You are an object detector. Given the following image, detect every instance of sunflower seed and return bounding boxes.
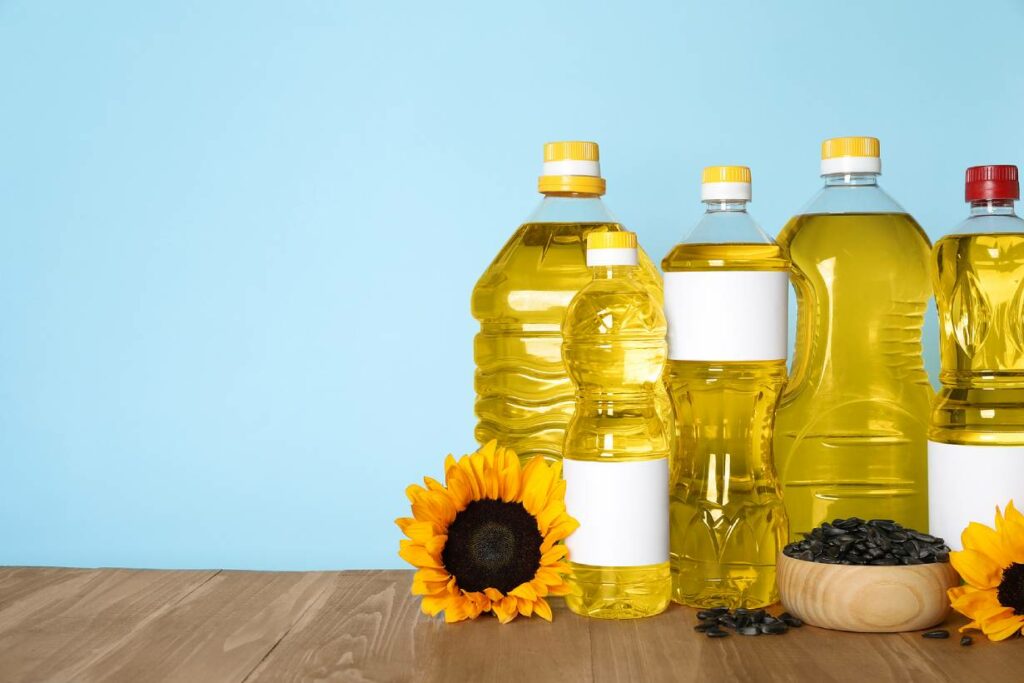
[738,626,761,636]
[779,612,803,627]
[960,635,973,646]
[784,519,950,565]
[705,627,729,638]
[923,629,950,639]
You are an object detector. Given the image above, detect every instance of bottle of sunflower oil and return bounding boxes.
[663,166,789,609]
[774,137,933,538]
[472,141,665,465]
[562,231,671,619]
[930,165,1024,550]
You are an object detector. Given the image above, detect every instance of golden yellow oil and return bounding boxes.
[472,222,664,464]
[664,243,789,609]
[775,213,933,537]
[931,232,1024,445]
[562,263,671,618]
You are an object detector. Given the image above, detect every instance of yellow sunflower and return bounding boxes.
[948,500,1024,641]
[396,440,578,624]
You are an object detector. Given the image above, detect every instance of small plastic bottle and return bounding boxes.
[562,231,671,619]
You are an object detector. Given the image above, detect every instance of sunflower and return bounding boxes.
[396,440,578,624]
[948,500,1024,641]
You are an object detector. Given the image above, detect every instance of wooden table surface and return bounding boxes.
[1,567,1021,682]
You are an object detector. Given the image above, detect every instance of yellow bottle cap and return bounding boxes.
[820,137,882,175]
[701,165,752,201]
[587,231,637,250]
[702,165,752,184]
[538,141,607,195]
[821,136,880,159]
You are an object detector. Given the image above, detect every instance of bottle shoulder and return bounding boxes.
[563,278,666,338]
[661,242,788,272]
[472,222,661,320]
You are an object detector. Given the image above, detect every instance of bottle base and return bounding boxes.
[565,562,670,619]
[671,560,779,609]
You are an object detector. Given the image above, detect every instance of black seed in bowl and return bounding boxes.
[783,518,950,565]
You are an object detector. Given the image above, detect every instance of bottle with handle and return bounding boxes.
[930,165,1024,549]
[775,137,932,539]
[472,141,665,464]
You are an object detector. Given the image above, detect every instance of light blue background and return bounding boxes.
[2,1,1023,570]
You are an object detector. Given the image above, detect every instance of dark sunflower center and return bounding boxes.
[441,499,543,593]
[998,563,1024,615]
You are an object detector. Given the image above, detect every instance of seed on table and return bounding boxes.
[698,608,728,619]
[706,628,729,638]
[960,635,973,646]
[779,612,803,627]
[923,629,950,639]
[694,622,714,632]
[738,626,761,636]
[761,621,788,635]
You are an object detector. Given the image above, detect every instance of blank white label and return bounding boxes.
[928,441,1024,551]
[563,458,669,567]
[664,270,788,361]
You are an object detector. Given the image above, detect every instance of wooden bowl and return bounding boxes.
[776,552,960,633]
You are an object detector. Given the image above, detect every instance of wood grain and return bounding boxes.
[1,568,1023,683]
[776,553,960,632]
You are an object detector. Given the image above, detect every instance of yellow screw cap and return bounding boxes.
[587,231,637,250]
[702,166,752,184]
[544,141,600,162]
[820,137,882,175]
[822,136,880,159]
[538,140,606,195]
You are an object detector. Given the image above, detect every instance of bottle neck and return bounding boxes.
[823,172,879,187]
[527,193,615,224]
[703,200,748,213]
[969,199,1017,216]
[590,265,637,280]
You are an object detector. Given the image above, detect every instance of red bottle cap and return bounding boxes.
[965,165,1019,202]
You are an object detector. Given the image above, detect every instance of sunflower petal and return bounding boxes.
[951,547,1004,589]
[484,587,504,602]
[533,597,553,622]
[421,593,450,617]
[949,584,1002,619]
[492,596,518,624]
[961,521,1011,570]
[399,540,443,569]
[510,582,538,601]
[517,596,534,617]
[982,614,1024,641]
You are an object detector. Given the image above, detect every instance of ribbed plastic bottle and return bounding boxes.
[472,141,664,464]
[930,165,1024,549]
[775,137,933,538]
[562,231,671,619]
[663,167,789,609]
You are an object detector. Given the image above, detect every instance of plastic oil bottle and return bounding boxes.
[930,165,1024,549]
[472,141,664,464]
[774,137,933,538]
[562,231,671,619]
[663,167,789,608]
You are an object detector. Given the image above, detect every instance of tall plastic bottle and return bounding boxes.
[664,167,789,609]
[562,231,671,619]
[930,165,1024,549]
[775,137,933,538]
[472,141,664,464]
